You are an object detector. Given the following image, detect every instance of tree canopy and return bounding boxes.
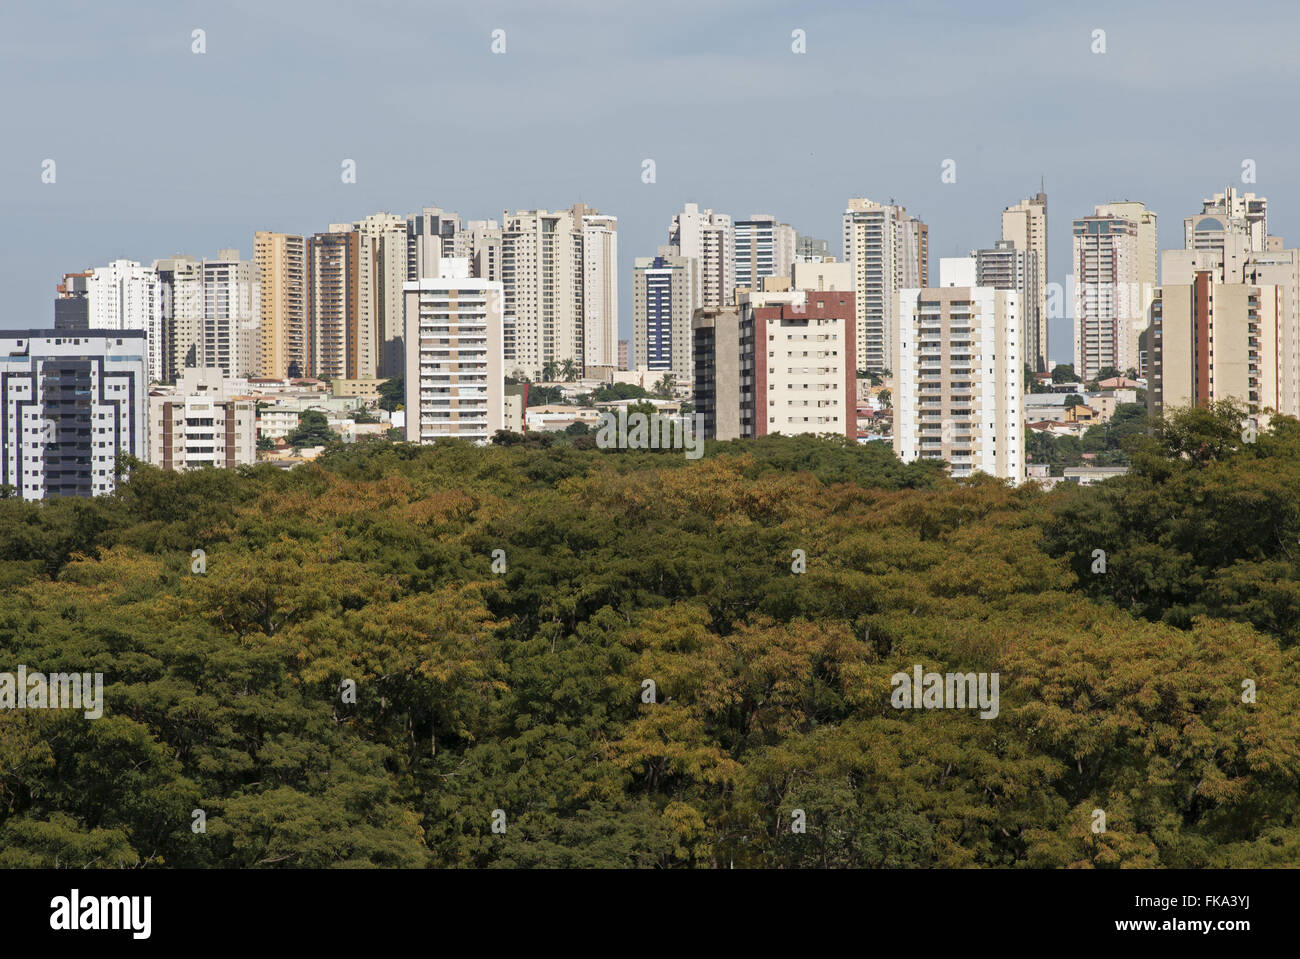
[1,406,1297,868]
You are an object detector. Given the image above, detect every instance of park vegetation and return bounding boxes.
[0,401,1297,867]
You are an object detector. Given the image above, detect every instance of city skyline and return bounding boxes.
[7,0,1300,366]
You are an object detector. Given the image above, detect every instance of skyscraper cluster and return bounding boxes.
[15,179,1300,501]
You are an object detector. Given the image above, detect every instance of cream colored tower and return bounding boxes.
[1000,192,1048,370]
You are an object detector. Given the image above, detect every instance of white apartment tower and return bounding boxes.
[0,330,147,500]
[843,198,929,373]
[501,208,581,378]
[581,213,619,369]
[734,214,796,295]
[85,260,165,383]
[199,250,260,379]
[404,258,504,444]
[670,203,735,310]
[894,258,1023,482]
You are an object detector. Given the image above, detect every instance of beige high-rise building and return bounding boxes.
[501,205,608,376]
[148,367,256,471]
[843,197,929,373]
[1184,186,1268,253]
[501,207,582,378]
[254,231,306,379]
[1148,187,1300,418]
[406,205,463,282]
[155,256,203,383]
[670,203,735,310]
[464,220,502,283]
[1001,192,1048,370]
[196,250,259,379]
[353,213,408,379]
[1145,275,1283,417]
[306,228,359,380]
[1098,200,1158,374]
[895,258,1023,482]
[404,258,504,444]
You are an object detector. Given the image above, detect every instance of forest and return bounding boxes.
[0,400,1297,868]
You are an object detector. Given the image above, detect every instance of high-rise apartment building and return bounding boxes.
[306,228,359,380]
[0,330,147,500]
[633,251,698,383]
[403,258,504,444]
[581,212,619,369]
[894,258,1023,481]
[1144,275,1284,417]
[406,205,463,281]
[464,220,502,284]
[155,256,203,383]
[1147,187,1300,418]
[1098,200,1158,375]
[843,198,929,373]
[199,250,260,379]
[501,208,581,378]
[1184,186,1268,253]
[734,215,796,295]
[974,240,1039,375]
[693,291,855,440]
[148,367,256,471]
[353,213,408,379]
[254,231,306,379]
[693,307,742,441]
[1001,192,1048,370]
[72,260,166,384]
[1072,211,1145,381]
[670,203,735,310]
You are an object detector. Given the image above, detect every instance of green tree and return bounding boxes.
[377,376,404,413]
[286,410,339,448]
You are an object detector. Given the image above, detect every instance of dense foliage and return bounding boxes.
[1,409,1298,868]
[1025,402,1148,475]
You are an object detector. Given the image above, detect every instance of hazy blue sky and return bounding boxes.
[4,0,1299,366]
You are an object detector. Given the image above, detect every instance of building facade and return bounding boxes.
[148,367,256,471]
[670,203,734,310]
[1001,192,1048,370]
[894,258,1023,481]
[254,231,306,380]
[403,258,504,444]
[632,252,698,383]
[843,197,929,373]
[734,214,796,295]
[0,330,147,500]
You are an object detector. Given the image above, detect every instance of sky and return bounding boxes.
[4,0,1300,367]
